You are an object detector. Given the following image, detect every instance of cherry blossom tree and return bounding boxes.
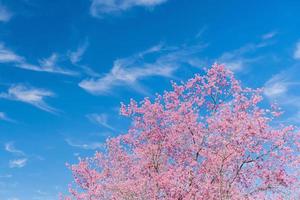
[63,64,300,200]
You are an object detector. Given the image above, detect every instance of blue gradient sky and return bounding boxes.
[1,0,300,199]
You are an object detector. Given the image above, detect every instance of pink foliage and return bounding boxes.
[63,64,300,200]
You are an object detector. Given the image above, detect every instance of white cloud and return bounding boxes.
[65,138,104,150]
[4,142,25,156]
[220,59,245,72]
[75,64,101,77]
[79,43,205,94]
[0,43,23,63]
[264,82,287,98]
[0,84,57,113]
[67,41,100,77]
[0,112,7,120]
[4,142,43,170]
[264,68,300,99]
[264,73,289,98]
[69,41,89,64]
[79,59,175,94]
[0,174,12,178]
[217,42,267,72]
[0,43,77,75]
[34,53,78,75]
[5,142,28,169]
[293,41,300,60]
[0,4,12,22]
[90,0,168,17]
[0,112,14,122]
[264,80,288,98]
[261,31,277,40]
[87,113,115,130]
[9,158,27,168]
[264,67,300,124]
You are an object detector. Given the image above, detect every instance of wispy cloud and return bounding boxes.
[261,31,277,40]
[0,43,77,75]
[0,4,12,22]
[67,40,100,77]
[0,174,12,178]
[17,54,78,76]
[4,143,25,156]
[79,43,205,95]
[5,142,27,168]
[0,112,14,123]
[293,41,300,60]
[68,41,89,65]
[65,138,104,150]
[0,84,57,113]
[0,43,23,63]
[9,158,27,168]
[264,66,300,124]
[4,142,43,170]
[90,0,168,18]
[87,113,115,130]
[264,73,290,98]
[217,41,269,72]
[34,53,78,75]
[264,67,300,99]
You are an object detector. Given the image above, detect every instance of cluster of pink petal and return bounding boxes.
[64,64,300,200]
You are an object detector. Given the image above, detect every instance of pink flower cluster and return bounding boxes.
[63,64,300,200]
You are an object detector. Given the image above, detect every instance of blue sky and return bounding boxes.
[0,0,300,199]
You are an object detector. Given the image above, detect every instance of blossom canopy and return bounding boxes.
[64,64,300,200]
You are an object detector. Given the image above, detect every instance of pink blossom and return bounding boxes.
[63,64,300,200]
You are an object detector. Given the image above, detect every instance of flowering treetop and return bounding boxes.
[63,64,300,200]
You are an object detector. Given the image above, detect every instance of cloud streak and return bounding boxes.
[87,113,115,130]
[65,138,104,150]
[264,66,300,124]
[67,40,100,77]
[0,4,12,22]
[293,41,300,60]
[0,112,14,123]
[264,67,300,99]
[0,174,12,178]
[217,41,269,72]
[0,43,23,63]
[69,41,89,65]
[4,143,25,156]
[4,142,43,170]
[261,31,277,40]
[0,43,77,76]
[5,143,28,168]
[264,74,290,98]
[79,43,205,95]
[0,84,57,113]
[9,158,27,168]
[90,0,168,18]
